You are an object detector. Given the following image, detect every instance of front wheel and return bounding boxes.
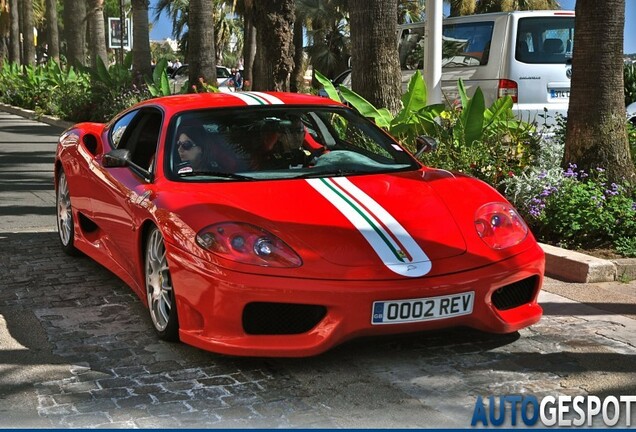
[145,226,179,341]
[56,170,80,256]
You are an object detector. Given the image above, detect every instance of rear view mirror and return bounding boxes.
[414,136,438,158]
[103,149,131,167]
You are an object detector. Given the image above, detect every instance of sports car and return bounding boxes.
[54,91,544,357]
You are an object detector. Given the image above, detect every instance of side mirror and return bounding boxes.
[414,136,438,158]
[103,149,131,167]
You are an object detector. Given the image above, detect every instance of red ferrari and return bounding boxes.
[54,92,544,357]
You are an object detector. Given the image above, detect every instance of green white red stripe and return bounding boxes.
[306,177,432,277]
[229,91,284,105]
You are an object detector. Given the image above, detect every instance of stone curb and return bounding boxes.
[540,243,636,283]
[1,104,634,284]
[0,102,74,130]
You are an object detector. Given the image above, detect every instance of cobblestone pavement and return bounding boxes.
[1,110,635,428]
[1,232,635,428]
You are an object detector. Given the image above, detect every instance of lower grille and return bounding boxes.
[491,276,538,310]
[242,302,327,335]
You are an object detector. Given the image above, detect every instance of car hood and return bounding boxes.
[161,171,474,279]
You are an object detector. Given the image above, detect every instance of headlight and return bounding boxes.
[474,203,528,249]
[196,222,302,267]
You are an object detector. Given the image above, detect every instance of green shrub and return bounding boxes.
[315,70,540,187]
[509,164,636,252]
[83,54,151,121]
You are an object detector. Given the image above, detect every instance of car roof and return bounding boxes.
[134,92,345,113]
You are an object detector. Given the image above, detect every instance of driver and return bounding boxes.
[253,115,312,170]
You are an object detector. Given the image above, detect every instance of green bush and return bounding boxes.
[315,70,540,187]
[504,161,636,254]
[83,54,151,122]
[39,61,92,121]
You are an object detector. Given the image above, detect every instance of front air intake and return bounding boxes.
[242,302,327,335]
[491,276,538,310]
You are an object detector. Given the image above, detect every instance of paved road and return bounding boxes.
[1,110,635,428]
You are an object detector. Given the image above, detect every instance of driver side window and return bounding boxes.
[111,110,137,148]
[109,108,163,173]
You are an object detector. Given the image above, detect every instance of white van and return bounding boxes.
[398,10,576,126]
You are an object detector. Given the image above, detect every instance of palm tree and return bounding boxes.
[448,0,475,17]
[22,0,35,66]
[154,0,189,41]
[564,0,635,184]
[45,0,59,63]
[63,0,86,67]
[213,2,240,65]
[349,0,402,114]
[447,0,560,16]
[290,12,304,92]
[8,0,19,63]
[252,0,295,91]
[297,0,349,80]
[234,0,257,90]
[0,0,10,63]
[474,0,559,13]
[132,0,152,81]
[188,0,216,91]
[87,0,107,68]
[398,0,425,23]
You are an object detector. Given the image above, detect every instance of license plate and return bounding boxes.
[549,89,570,99]
[372,291,474,325]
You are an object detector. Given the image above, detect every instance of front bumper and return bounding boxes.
[167,242,545,357]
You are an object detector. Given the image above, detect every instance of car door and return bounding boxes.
[91,107,163,281]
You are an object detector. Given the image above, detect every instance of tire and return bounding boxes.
[145,226,179,341]
[56,170,80,256]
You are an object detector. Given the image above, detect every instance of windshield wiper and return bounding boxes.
[179,170,254,180]
[292,169,369,179]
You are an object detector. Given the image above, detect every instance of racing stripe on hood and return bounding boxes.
[306,177,432,277]
[228,92,284,105]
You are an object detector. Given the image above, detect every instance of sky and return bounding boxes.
[148,0,636,54]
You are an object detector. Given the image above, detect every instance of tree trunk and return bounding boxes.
[131,0,152,82]
[290,14,304,92]
[253,0,295,91]
[8,0,19,63]
[21,0,33,66]
[87,0,107,68]
[349,0,402,114]
[188,0,216,92]
[243,13,257,90]
[63,0,86,68]
[0,1,9,65]
[564,0,635,184]
[45,0,60,62]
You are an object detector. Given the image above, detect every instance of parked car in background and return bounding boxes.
[169,65,234,94]
[628,101,636,125]
[54,91,545,357]
[327,11,575,127]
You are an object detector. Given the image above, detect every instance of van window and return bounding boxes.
[515,17,575,64]
[442,22,495,67]
[398,21,495,70]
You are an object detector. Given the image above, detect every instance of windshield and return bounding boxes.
[166,106,419,181]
